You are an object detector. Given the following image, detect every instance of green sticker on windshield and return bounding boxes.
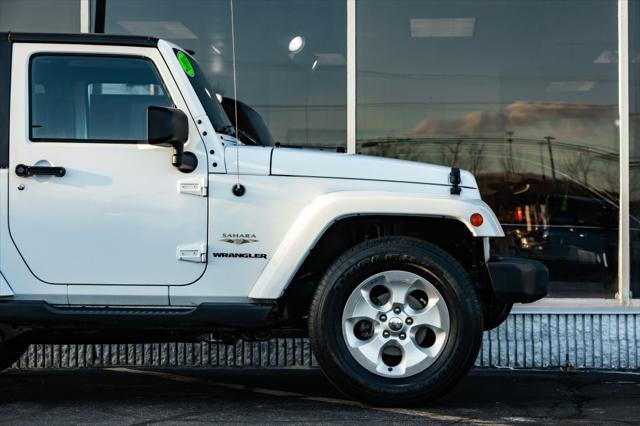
[177,51,195,77]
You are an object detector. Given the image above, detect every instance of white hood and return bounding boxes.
[269,148,478,189]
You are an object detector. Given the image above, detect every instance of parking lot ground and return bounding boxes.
[0,367,639,425]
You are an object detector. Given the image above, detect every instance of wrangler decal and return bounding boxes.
[212,252,267,259]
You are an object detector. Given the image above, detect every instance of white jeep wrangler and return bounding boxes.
[0,33,547,405]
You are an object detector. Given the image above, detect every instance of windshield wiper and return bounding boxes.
[215,126,264,146]
[215,125,237,137]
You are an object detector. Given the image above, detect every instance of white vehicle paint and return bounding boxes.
[0,38,502,305]
[170,168,501,304]
[270,147,478,188]
[0,33,548,405]
[9,43,208,288]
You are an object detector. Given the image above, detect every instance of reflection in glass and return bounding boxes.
[103,0,346,149]
[0,0,80,32]
[357,0,619,298]
[31,55,172,142]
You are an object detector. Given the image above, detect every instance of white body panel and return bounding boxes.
[0,271,15,297]
[170,168,502,304]
[0,38,505,307]
[225,145,272,176]
[1,169,68,303]
[249,190,500,299]
[8,43,208,288]
[271,148,478,188]
[68,285,168,306]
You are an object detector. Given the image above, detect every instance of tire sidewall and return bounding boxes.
[310,238,483,404]
[0,338,28,370]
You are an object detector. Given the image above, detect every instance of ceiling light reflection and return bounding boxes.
[288,35,305,53]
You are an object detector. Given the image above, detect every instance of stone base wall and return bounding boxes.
[12,314,640,370]
[478,314,640,369]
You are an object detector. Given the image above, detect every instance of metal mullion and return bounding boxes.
[80,0,90,33]
[347,0,356,154]
[619,0,631,305]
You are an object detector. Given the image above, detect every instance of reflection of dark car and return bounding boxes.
[502,194,617,297]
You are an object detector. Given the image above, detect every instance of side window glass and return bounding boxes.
[30,55,173,142]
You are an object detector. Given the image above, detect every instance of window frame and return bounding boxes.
[28,52,175,144]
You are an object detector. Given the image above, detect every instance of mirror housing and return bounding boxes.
[147,106,197,173]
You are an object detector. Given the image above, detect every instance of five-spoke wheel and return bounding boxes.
[342,270,450,377]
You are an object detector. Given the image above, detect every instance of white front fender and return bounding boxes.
[248,191,504,300]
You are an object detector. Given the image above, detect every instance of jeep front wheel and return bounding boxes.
[309,237,483,406]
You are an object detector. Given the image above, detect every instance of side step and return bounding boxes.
[0,301,276,329]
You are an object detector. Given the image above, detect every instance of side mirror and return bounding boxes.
[147,106,197,173]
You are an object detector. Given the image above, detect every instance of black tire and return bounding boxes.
[309,236,483,406]
[483,301,513,331]
[0,339,28,370]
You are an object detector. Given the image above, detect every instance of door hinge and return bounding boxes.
[178,177,208,197]
[177,243,207,263]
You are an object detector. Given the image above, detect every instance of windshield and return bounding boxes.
[173,49,231,132]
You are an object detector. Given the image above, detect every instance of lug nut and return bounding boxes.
[406,318,413,325]
[393,307,401,314]
[383,330,390,338]
[399,332,406,340]
[379,314,387,322]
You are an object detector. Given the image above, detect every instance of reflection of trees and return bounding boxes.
[562,151,595,187]
[358,136,619,206]
[501,131,523,178]
[467,141,486,175]
[436,138,487,175]
[439,139,463,167]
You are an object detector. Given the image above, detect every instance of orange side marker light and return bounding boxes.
[470,213,484,227]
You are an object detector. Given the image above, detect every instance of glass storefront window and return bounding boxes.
[356,0,620,298]
[102,0,346,149]
[0,0,80,32]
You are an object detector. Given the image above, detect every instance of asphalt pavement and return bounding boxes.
[0,367,639,424]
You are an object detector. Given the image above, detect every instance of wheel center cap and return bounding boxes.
[388,317,403,331]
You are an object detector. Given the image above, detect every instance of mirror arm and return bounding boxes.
[171,142,198,173]
[171,142,185,168]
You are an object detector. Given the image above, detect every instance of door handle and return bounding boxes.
[15,164,66,178]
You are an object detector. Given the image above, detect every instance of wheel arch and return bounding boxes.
[275,215,489,323]
[249,191,503,302]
